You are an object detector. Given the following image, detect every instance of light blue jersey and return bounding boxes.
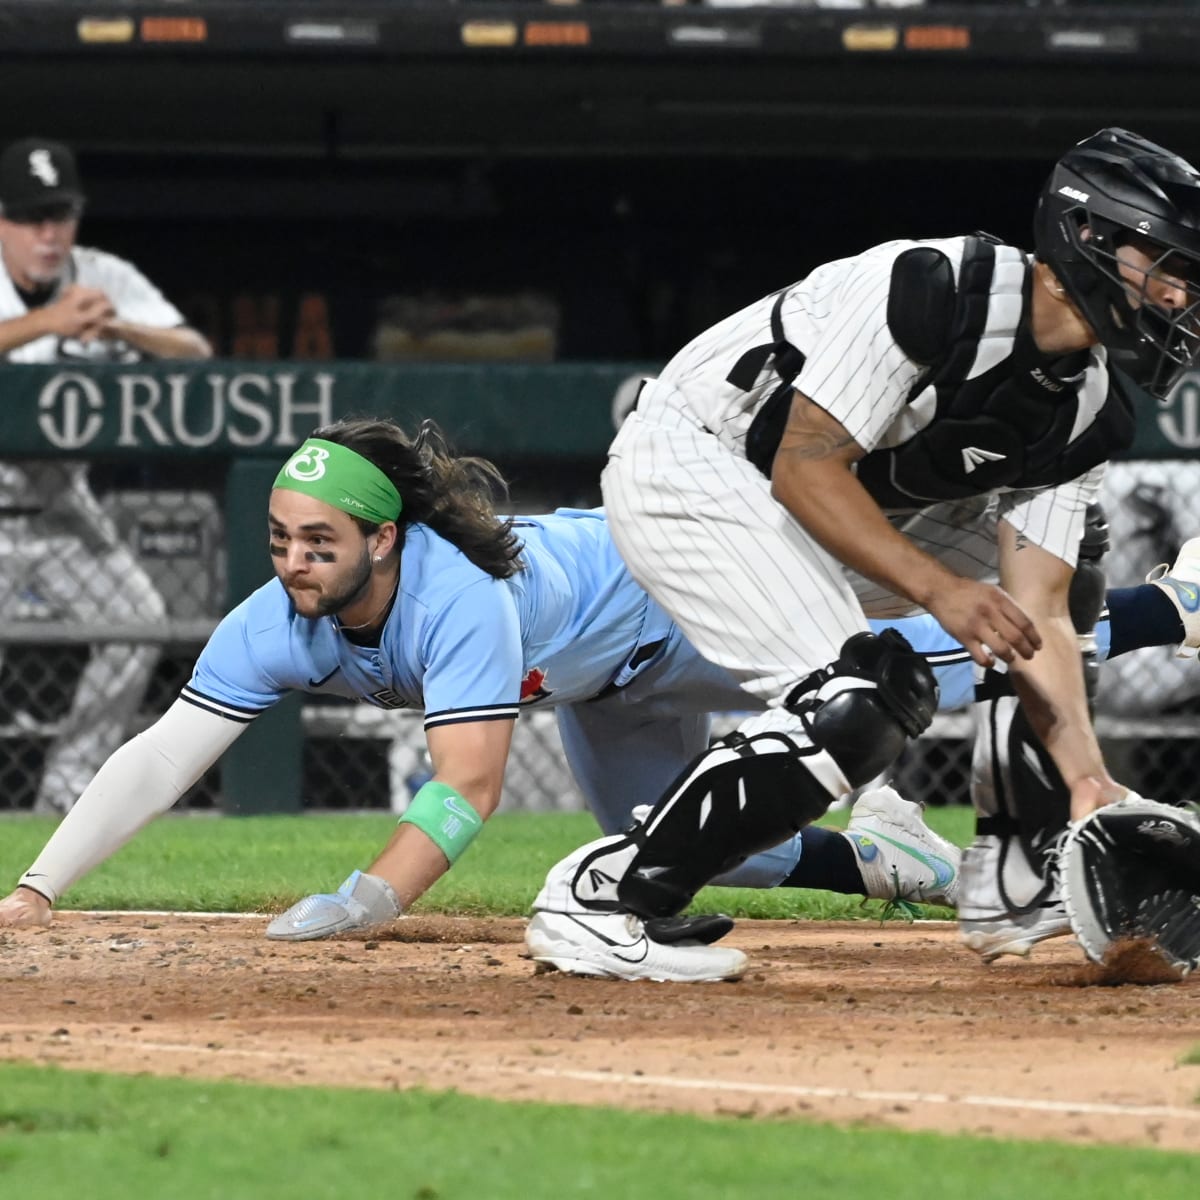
[184,509,673,729]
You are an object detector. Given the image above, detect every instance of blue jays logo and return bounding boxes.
[519,666,553,704]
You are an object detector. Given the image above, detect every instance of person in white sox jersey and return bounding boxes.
[0,136,211,813]
[521,127,1200,983]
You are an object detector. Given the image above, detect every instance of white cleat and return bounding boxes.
[843,785,961,909]
[265,870,401,941]
[957,834,1071,962]
[525,911,747,982]
[1147,536,1200,656]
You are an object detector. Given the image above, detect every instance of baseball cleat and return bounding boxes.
[957,834,1071,962]
[524,910,747,982]
[959,903,1072,963]
[843,785,961,909]
[1147,536,1200,655]
[265,869,401,941]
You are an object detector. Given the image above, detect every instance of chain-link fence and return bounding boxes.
[2,459,1199,814]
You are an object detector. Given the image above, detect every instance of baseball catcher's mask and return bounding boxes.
[1034,127,1200,399]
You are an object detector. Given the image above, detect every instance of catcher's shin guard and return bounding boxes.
[613,630,939,920]
[613,732,839,918]
[972,684,1069,884]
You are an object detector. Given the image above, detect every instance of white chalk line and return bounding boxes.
[65,1037,1200,1123]
[73,910,265,920]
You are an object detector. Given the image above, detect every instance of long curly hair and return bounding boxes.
[313,416,524,579]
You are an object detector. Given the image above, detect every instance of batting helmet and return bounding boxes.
[1034,127,1200,398]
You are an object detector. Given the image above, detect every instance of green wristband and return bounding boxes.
[398,781,484,864]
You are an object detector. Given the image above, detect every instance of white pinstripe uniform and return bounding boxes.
[603,237,1106,726]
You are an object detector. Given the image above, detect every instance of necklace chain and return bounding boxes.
[335,581,398,632]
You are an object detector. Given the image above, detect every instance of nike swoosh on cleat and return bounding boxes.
[868,831,957,890]
[611,937,650,964]
[1160,577,1200,612]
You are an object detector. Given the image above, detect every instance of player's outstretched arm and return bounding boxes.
[266,717,515,940]
[0,700,247,927]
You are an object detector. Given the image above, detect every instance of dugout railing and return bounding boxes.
[1,360,1199,814]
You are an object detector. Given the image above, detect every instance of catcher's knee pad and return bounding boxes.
[784,629,939,787]
[613,732,839,919]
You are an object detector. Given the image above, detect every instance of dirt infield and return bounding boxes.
[2,913,1198,1151]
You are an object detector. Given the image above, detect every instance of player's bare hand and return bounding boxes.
[0,886,53,929]
[928,579,1042,668]
[42,285,116,341]
[1069,775,1135,821]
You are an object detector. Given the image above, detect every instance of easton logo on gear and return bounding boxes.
[520,666,553,703]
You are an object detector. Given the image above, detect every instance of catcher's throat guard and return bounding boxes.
[1059,797,1200,977]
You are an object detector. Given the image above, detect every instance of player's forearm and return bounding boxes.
[19,700,242,903]
[107,322,212,360]
[0,310,52,354]
[771,451,954,607]
[1008,615,1107,788]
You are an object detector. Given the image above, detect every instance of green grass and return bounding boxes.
[0,1063,1194,1199]
[1182,1045,1200,1066]
[0,805,971,921]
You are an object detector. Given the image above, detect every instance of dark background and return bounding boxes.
[6,1,1200,362]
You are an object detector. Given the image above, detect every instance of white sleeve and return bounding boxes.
[81,248,185,328]
[790,253,925,451]
[997,465,1106,568]
[18,700,247,904]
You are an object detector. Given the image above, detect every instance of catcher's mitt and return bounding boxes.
[1059,797,1200,977]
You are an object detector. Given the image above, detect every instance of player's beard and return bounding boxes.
[293,547,373,619]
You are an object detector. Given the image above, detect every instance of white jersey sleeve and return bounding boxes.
[72,246,185,328]
[996,464,1105,567]
[787,245,930,451]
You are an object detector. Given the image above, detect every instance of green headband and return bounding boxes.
[274,439,403,524]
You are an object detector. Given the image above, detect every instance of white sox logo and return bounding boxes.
[284,444,329,481]
[28,149,59,187]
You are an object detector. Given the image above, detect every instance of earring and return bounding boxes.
[372,554,383,564]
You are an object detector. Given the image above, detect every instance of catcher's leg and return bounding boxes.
[959,504,1107,962]
[525,631,937,979]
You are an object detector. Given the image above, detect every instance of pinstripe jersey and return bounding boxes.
[645,236,1114,568]
[0,245,185,521]
[602,236,1126,702]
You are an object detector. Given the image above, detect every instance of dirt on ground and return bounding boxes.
[1,913,1198,1151]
